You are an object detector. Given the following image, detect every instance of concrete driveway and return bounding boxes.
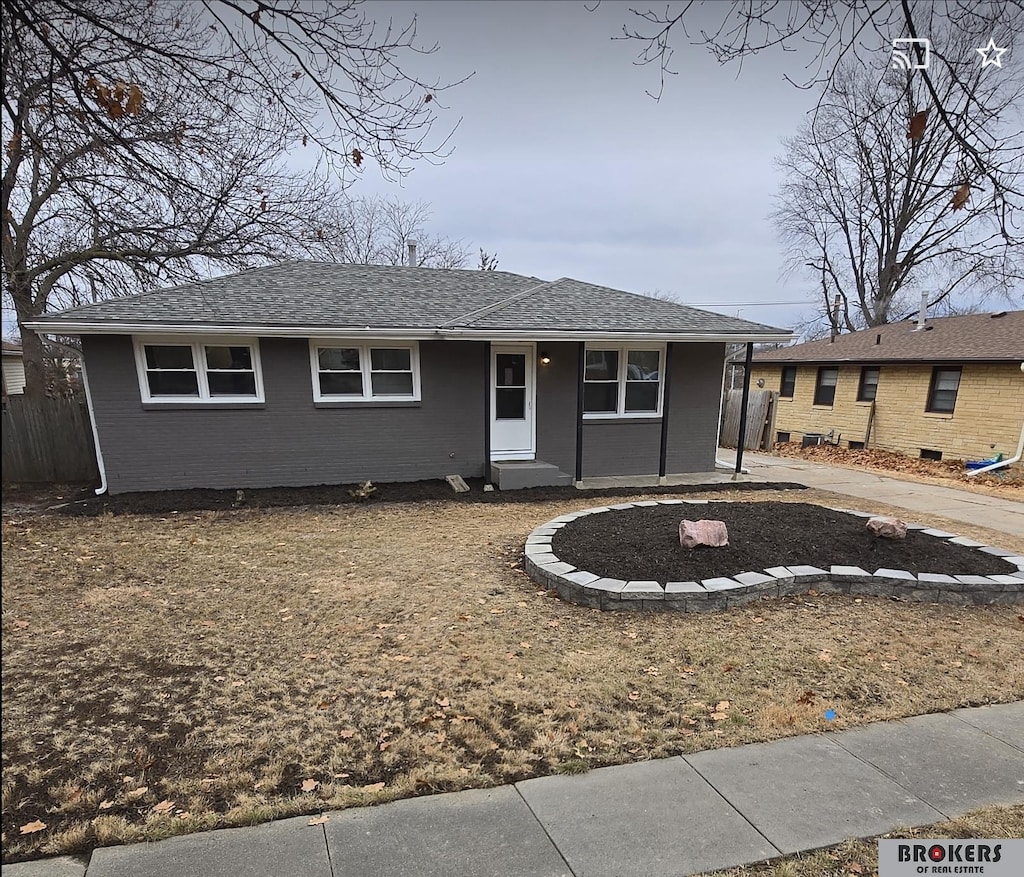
[721,449,1024,538]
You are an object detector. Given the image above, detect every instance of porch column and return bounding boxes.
[575,341,585,482]
[658,342,675,478]
[734,342,754,477]
[483,341,491,481]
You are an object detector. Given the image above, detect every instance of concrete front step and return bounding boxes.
[490,460,573,490]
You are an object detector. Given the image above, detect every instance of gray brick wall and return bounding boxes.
[665,342,726,473]
[535,341,579,475]
[86,336,487,493]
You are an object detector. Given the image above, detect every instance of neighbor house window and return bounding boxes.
[926,367,961,413]
[780,366,796,398]
[857,366,880,402]
[312,342,419,402]
[135,338,262,402]
[583,346,663,417]
[813,366,838,406]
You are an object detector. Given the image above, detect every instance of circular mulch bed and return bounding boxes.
[551,501,1012,582]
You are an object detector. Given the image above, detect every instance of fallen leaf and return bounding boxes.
[361,782,385,792]
[797,690,816,705]
[818,650,833,663]
[435,696,450,707]
[98,800,116,810]
[126,787,149,800]
[627,690,640,701]
[339,729,356,739]
[908,108,928,140]
[301,778,319,792]
[19,820,46,834]
[951,183,970,211]
[519,641,531,649]
[151,799,175,814]
[307,814,329,826]
[710,711,729,721]
[14,620,29,629]
[543,708,554,716]
[379,690,397,699]
[715,700,731,711]
[231,680,246,687]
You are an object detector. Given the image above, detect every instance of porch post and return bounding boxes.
[483,341,491,482]
[734,342,754,478]
[658,342,674,478]
[575,341,585,482]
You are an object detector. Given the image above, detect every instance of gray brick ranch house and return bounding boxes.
[26,261,791,494]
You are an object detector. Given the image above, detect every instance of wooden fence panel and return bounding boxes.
[720,389,777,450]
[2,395,99,483]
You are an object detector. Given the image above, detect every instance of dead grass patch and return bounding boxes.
[2,487,1022,863]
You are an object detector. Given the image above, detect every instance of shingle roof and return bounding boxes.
[27,261,789,339]
[753,311,1024,364]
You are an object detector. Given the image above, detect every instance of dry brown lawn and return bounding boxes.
[2,487,1023,863]
[701,804,1024,876]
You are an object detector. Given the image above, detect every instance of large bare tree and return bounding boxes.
[2,0,460,393]
[775,56,1023,330]
[615,0,1024,326]
[324,195,469,268]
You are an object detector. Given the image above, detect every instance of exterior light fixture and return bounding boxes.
[540,352,551,365]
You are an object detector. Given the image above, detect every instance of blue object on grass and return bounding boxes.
[824,709,836,721]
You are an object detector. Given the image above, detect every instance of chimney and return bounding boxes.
[406,239,418,267]
[915,291,928,330]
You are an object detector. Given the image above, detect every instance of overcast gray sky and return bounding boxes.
[351,0,823,330]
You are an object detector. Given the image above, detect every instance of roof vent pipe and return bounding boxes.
[875,333,881,345]
[407,239,418,267]
[915,291,928,330]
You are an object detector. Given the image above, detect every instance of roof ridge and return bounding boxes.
[439,278,555,327]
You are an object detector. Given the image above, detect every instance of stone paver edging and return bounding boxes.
[524,500,1024,612]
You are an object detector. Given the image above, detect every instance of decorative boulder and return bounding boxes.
[679,519,729,549]
[866,516,907,540]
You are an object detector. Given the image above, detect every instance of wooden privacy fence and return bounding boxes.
[2,395,99,483]
[720,388,778,451]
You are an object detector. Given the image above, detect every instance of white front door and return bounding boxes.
[491,344,535,460]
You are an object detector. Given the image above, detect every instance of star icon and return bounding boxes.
[977,37,1008,68]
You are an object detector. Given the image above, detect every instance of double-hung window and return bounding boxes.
[780,366,797,398]
[135,338,263,402]
[813,366,838,406]
[312,342,419,402]
[583,346,663,417]
[926,367,961,413]
[857,366,880,402]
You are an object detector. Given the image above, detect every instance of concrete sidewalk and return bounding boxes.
[719,450,1024,538]
[7,703,1022,877]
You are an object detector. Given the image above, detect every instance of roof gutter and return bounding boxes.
[25,321,793,345]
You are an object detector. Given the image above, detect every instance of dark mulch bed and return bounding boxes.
[552,502,1014,580]
[3,479,806,518]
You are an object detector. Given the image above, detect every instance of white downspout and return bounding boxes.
[966,361,1024,477]
[79,358,108,494]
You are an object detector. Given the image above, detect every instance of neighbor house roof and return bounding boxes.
[25,261,791,342]
[753,311,1024,365]
[2,340,22,356]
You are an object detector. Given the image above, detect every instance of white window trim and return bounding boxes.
[582,343,666,419]
[310,340,421,403]
[133,336,265,403]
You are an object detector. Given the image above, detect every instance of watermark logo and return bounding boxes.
[879,838,1023,875]
[892,38,931,71]
[977,38,1008,69]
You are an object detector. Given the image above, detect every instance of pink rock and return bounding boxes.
[679,519,729,549]
[866,516,907,539]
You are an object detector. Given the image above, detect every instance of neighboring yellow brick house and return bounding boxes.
[750,311,1024,464]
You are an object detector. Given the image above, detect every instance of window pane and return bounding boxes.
[626,350,660,380]
[625,381,659,412]
[495,387,525,419]
[370,348,411,371]
[208,372,257,396]
[858,367,879,402]
[819,368,838,387]
[145,345,194,370]
[780,367,796,397]
[319,372,363,396]
[318,347,360,371]
[814,368,838,406]
[585,350,618,381]
[371,372,414,396]
[583,382,617,413]
[147,370,199,396]
[935,370,960,391]
[495,353,525,387]
[205,345,252,370]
